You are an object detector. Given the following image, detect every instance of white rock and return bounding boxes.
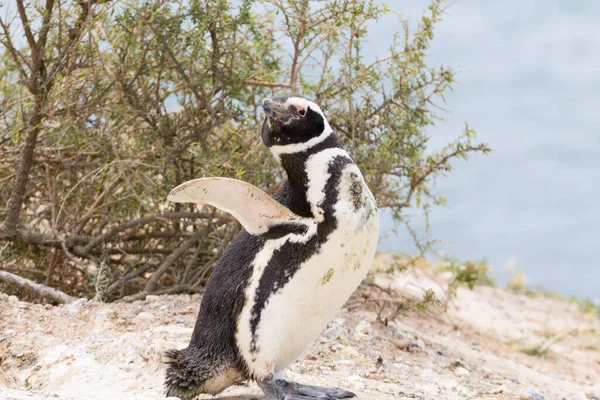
[351,320,371,342]
[519,388,546,400]
[330,342,343,351]
[322,326,343,340]
[8,295,18,303]
[337,359,357,366]
[2,329,17,338]
[439,378,460,390]
[341,346,360,358]
[586,389,600,400]
[354,319,371,333]
[94,309,118,325]
[410,339,425,351]
[67,298,88,312]
[134,311,154,323]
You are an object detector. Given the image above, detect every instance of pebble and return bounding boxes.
[321,326,343,340]
[95,309,118,323]
[134,311,154,323]
[2,329,16,338]
[394,339,411,351]
[10,346,26,358]
[67,298,88,312]
[8,295,18,304]
[329,342,343,351]
[354,319,371,333]
[395,338,427,352]
[352,320,371,341]
[410,339,426,350]
[0,293,8,301]
[341,346,360,358]
[519,388,546,400]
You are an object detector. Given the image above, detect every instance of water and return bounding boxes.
[371,1,600,300]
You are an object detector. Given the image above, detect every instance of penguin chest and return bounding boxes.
[238,165,379,378]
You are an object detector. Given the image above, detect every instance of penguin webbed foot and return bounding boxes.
[258,378,356,400]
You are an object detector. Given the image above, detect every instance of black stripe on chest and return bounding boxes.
[248,154,354,353]
[262,223,308,240]
[276,134,344,218]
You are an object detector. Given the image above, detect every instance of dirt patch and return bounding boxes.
[1,254,599,400]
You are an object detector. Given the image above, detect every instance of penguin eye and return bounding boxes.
[298,108,306,117]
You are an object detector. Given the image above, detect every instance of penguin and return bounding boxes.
[164,95,379,400]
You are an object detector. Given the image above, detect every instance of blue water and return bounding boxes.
[370,1,600,300]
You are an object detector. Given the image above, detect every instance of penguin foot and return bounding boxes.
[258,378,356,399]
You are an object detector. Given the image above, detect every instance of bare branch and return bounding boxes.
[144,231,206,293]
[383,143,491,211]
[72,173,123,234]
[0,17,30,80]
[245,79,292,89]
[0,269,78,304]
[147,21,210,113]
[16,0,36,49]
[82,212,214,253]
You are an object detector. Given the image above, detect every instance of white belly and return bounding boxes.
[236,162,378,378]
[262,220,378,374]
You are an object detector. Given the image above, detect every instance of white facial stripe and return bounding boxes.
[305,148,351,222]
[269,97,333,160]
[284,97,312,112]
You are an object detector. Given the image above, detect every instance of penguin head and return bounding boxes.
[261,95,333,159]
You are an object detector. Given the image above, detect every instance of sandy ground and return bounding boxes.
[1,254,599,400]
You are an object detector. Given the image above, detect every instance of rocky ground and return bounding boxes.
[1,253,599,400]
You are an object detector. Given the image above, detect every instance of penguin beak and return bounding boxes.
[263,98,290,121]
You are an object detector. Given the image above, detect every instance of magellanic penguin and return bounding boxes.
[164,95,379,400]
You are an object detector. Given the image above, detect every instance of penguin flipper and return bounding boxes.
[167,178,305,236]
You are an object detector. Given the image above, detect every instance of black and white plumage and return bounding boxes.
[164,95,379,400]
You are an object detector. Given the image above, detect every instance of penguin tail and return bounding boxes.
[164,347,204,400]
[164,347,239,399]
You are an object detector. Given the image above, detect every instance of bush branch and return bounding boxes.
[0,270,78,304]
